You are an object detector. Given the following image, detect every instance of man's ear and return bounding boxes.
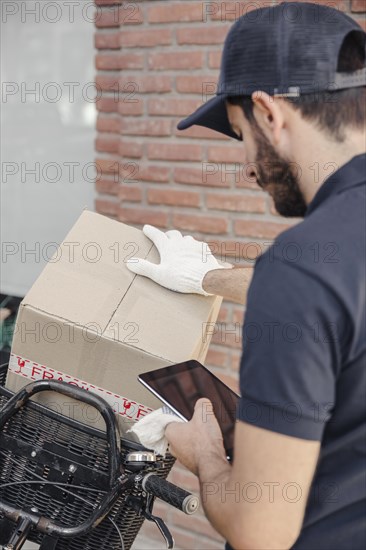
[251,91,285,145]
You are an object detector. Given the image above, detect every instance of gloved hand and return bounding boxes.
[126,224,232,296]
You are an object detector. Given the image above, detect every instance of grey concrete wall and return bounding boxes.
[1,1,97,297]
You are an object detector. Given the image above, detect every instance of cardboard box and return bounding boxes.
[6,210,222,437]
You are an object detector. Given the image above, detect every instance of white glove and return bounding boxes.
[128,406,183,456]
[126,225,231,296]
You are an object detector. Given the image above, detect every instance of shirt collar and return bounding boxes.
[306,153,366,217]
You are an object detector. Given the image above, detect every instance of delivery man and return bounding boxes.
[127,3,366,549]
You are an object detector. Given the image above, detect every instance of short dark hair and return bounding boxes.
[228,31,366,142]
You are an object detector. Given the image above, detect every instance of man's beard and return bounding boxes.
[253,125,307,218]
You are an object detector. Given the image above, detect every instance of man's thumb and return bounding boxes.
[194,397,213,419]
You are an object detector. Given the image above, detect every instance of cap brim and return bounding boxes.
[177,95,241,141]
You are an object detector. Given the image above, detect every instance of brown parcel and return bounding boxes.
[6,210,223,438]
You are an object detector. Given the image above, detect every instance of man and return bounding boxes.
[127,3,366,549]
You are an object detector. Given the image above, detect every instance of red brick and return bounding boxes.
[95,199,118,216]
[95,53,144,70]
[148,3,205,23]
[96,75,172,94]
[351,0,366,11]
[147,189,201,208]
[95,75,120,93]
[138,165,170,183]
[204,162,245,187]
[147,143,202,162]
[208,146,245,163]
[117,99,143,116]
[355,18,366,30]
[119,161,140,184]
[280,0,348,9]
[172,213,228,235]
[95,136,119,154]
[95,7,120,28]
[95,97,117,113]
[240,242,265,262]
[208,0,268,21]
[115,164,136,184]
[95,0,122,4]
[120,28,172,47]
[148,51,204,70]
[176,26,229,45]
[212,328,242,349]
[96,97,118,114]
[148,97,202,117]
[208,51,222,69]
[115,100,144,117]
[118,186,142,202]
[120,118,171,137]
[206,193,266,213]
[95,178,119,195]
[233,307,245,324]
[174,167,230,188]
[231,351,242,372]
[95,157,120,176]
[94,31,120,49]
[119,3,144,24]
[206,348,229,368]
[118,207,169,228]
[174,124,229,141]
[218,306,230,322]
[234,220,290,239]
[95,5,143,28]
[119,75,172,93]
[118,141,143,159]
[176,75,218,95]
[105,97,142,117]
[96,115,120,133]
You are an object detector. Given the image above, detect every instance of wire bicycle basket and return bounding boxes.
[0,362,199,550]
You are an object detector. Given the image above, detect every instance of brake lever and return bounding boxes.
[142,506,174,549]
[125,492,174,549]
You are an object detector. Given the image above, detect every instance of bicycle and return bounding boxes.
[0,362,199,550]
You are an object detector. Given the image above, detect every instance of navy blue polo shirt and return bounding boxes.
[229,154,366,550]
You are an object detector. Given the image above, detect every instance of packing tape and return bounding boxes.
[8,353,153,422]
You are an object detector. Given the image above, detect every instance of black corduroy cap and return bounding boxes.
[177,2,366,140]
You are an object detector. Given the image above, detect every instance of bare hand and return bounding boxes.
[165,398,226,476]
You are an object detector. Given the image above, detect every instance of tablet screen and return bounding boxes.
[139,360,239,461]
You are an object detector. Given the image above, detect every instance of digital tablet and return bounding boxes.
[138,360,239,461]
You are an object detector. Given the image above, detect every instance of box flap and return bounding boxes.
[104,244,222,362]
[22,211,153,329]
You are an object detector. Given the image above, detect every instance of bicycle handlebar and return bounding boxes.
[142,473,199,515]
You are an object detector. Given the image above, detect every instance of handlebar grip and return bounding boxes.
[142,473,199,515]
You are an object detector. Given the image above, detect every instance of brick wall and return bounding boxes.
[94,1,365,548]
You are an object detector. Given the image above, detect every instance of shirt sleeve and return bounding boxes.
[237,254,347,441]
